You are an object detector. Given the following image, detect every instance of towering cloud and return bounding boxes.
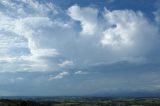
[68,5,98,36]
[101,9,158,55]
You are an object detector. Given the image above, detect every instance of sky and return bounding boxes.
[0,0,160,96]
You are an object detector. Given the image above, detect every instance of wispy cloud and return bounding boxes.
[75,70,87,75]
[48,72,69,80]
[58,60,74,68]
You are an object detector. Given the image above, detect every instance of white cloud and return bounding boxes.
[101,9,158,53]
[75,70,87,75]
[67,5,159,65]
[58,60,74,68]
[13,17,59,59]
[48,72,69,80]
[0,0,61,72]
[0,2,159,73]
[68,5,98,35]
[101,9,141,48]
[0,0,58,16]
[23,0,58,15]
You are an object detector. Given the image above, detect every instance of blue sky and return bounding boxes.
[0,0,160,96]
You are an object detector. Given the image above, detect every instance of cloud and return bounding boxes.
[68,4,98,35]
[99,9,159,61]
[58,60,74,68]
[0,0,58,16]
[154,9,160,24]
[75,70,87,75]
[0,0,60,72]
[0,1,159,74]
[12,16,59,57]
[101,9,158,49]
[16,77,24,81]
[68,5,158,61]
[0,0,159,96]
[10,77,24,83]
[48,72,69,80]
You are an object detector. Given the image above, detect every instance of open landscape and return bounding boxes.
[0,0,160,106]
[1,97,160,106]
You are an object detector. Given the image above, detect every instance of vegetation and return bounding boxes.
[0,97,160,106]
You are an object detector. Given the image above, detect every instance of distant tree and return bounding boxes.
[20,101,27,106]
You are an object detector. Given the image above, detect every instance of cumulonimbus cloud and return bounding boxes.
[0,1,159,73]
